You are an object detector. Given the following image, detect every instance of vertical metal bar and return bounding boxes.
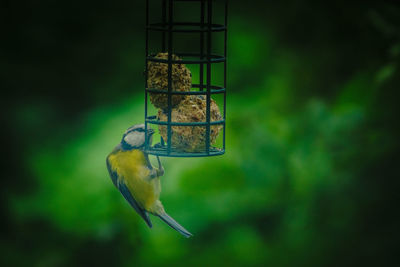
[223,0,227,151]
[205,0,212,154]
[199,0,205,92]
[159,0,167,148]
[162,0,166,52]
[145,0,150,150]
[167,0,173,155]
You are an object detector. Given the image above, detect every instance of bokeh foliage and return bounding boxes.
[2,0,400,266]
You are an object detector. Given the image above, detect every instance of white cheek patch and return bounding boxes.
[125,124,145,134]
[124,133,145,147]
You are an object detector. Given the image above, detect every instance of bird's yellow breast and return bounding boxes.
[107,149,161,211]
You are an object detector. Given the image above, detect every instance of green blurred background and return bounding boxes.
[2,0,400,266]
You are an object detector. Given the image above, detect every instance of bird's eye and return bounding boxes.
[136,128,145,132]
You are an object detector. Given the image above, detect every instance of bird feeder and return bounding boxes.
[144,0,227,157]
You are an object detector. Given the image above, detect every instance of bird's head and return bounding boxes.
[121,124,155,150]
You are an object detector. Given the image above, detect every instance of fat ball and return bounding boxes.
[158,95,222,152]
[147,52,192,110]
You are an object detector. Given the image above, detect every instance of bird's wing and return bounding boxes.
[106,157,119,188]
[106,158,153,228]
[117,182,153,228]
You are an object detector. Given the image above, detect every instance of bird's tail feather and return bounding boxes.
[158,213,192,238]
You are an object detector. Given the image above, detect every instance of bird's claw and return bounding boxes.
[157,166,165,177]
[149,168,158,179]
[157,156,165,177]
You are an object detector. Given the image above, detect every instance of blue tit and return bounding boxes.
[106,124,192,238]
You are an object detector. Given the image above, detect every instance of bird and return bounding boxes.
[106,124,192,238]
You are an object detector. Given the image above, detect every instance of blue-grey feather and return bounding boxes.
[158,213,192,238]
[117,182,153,228]
[106,156,153,228]
[106,159,119,188]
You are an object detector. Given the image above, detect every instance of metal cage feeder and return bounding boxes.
[144,0,228,157]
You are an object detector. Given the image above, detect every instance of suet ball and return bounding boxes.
[147,53,192,110]
[158,95,222,152]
